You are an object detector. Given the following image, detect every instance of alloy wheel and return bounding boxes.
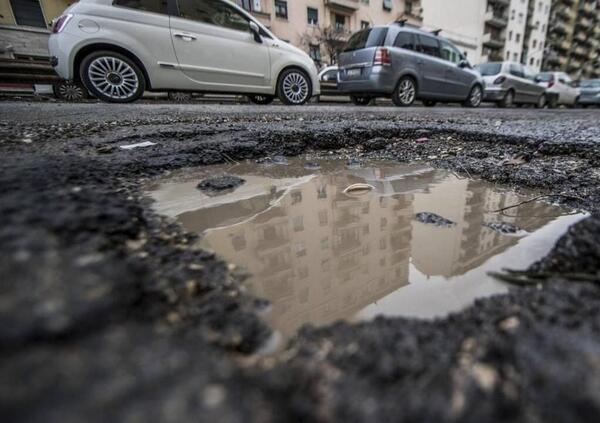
[470,86,482,107]
[282,72,309,104]
[87,57,139,100]
[398,79,416,105]
[55,81,86,101]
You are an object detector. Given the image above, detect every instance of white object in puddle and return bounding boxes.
[119,141,157,150]
[343,183,375,196]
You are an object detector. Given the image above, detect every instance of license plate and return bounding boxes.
[347,68,361,77]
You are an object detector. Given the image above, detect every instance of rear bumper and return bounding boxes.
[337,67,396,95]
[483,87,506,101]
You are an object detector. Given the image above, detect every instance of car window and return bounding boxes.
[523,67,535,81]
[394,31,416,50]
[477,62,502,75]
[416,35,441,58]
[113,0,168,14]
[343,28,388,52]
[323,70,338,81]
[177,0,249,32]
[440,40,461,64]
[509,63,524,78]
[536,73,553,82]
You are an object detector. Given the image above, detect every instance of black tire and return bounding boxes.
[423,100,437,107]
[80,50,146,103]
[498,90,514,108]
[462,84,482,108]
[53,80,88,101]
[392,76,417,107]
[548,96,558,109]
[277,68,311,105]
[248,94,275,105]
[350,95,373,106]
[535,94,546,109]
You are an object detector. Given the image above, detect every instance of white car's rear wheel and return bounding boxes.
[277,69,311,105]
[80,51,145,103]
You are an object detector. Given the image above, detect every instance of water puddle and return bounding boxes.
[146,159,587,339]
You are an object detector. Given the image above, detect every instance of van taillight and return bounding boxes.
[548,75,555,87]
[493,76,506,84]
[52,14,73,33]
[374,48,391,66]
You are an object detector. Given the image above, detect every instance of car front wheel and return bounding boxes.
[248,95,275,105]
[392,77,416,107]
[535,94,547,109]
[498,90,514,108]
[80,51,145,103]
[463,85,482,108]
[277,69,311,105]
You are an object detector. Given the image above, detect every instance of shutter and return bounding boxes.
[10,0,47,28]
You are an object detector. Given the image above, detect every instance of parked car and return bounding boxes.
[478,62,546,108]
[49,0,319,104]
[318,65,339,96]
[337,24,484,107]
[534,71,580,107]
[577,79,600,108]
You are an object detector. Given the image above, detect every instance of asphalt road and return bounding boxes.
[1,101,600,422]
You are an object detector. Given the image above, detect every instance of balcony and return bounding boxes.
[325,0,359,12]
[485,9,508,28]
[482,32,505,50]
[556,6,575,20]
[574,31,587,43]
[551,21,569,35]
[577,17,593,28]
[580,1,595,16]
[488,0,510,6]
[573,45,588,57]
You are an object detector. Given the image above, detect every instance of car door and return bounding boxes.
[414,34,448,98]
[508,63,528,103]
[170,0,271,92]
[522,66,542,102]
[560,74,577,103]
[439,39,471,99]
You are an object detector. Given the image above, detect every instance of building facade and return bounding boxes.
[237,0,423,65]
[543,0,600,79]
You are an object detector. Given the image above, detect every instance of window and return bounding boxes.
[360,20,369,29]
[530,57,534,65]
[360,0,369,4]
[114,0,168,14]
[383,0,392,11]
[509,63,524,78]
[516,33,521,42]
[178,0,249,31]
[343,28,388,52]
[417,34,441,57]
[10,0,47,27]
[508,30,512,41]
[532,39,537,48]
[309,44,321,61]
[394,31,416,50]
[334,13,345,30]
[511,9,515,20]
[405,1,413,15]
[506,50,510,60]
[239,0,252,11]
[513,52,518,61]
[440,40,461,64]
[518,12,523,23]
[307,7,318,25]
[274,0,287,19]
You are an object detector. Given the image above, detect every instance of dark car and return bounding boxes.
[577,79,600,107]
[336,23,484,107]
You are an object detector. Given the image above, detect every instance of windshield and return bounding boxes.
[477,63,502,76]
[343,28,388,52]
[536,73,554,82]
[580,80,600,88]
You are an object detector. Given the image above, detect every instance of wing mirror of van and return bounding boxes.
[249,21,262,43]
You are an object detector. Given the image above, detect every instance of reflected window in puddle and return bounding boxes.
[147,158,588,340]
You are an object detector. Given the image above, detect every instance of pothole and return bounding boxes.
[146,158,587,340]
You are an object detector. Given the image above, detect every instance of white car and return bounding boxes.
[49,0,320,104]
[535,72,580,107]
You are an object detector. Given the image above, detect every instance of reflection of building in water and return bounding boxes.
[412,176,560,278]
[200,168,434,338]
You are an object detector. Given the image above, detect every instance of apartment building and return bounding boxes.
[237,0,423,64]
[543,0,600,79]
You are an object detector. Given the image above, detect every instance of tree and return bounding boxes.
[301,25,351,65]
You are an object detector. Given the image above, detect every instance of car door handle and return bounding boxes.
[173,32,197,41]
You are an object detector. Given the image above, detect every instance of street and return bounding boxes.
[2,101,600,422]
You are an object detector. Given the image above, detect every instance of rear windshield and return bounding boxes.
[343,28,388,52]
[477,63,502,76]
[536,73,554,82]
[581,80,600,88]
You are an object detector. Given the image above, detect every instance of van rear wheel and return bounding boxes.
[80,51,145,103]
[392,77,416,107]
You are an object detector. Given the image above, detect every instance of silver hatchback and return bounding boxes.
[478,62,546,108]
[337,24,484,107]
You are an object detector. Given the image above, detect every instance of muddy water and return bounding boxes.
[147,159,587,339]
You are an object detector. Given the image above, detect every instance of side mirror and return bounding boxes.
[458,59,470,69]
[249,21,262,43]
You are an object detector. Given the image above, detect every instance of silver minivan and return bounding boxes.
[478,62,546,108]
[337,24,484,107]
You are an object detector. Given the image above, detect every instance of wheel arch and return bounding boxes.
[73,43,152,90]
[395,71,419,95]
